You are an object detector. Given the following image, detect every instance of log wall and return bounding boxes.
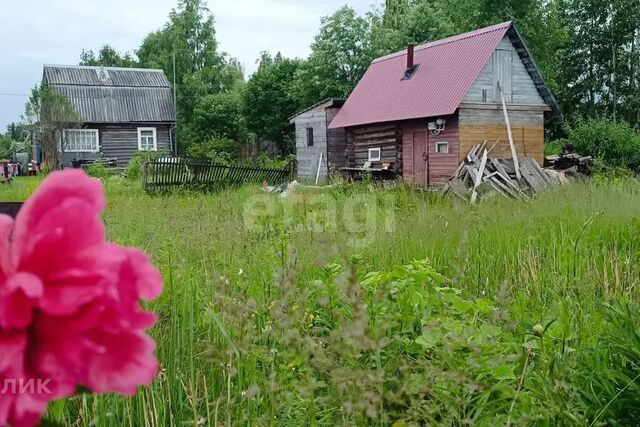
[347,123,402,171]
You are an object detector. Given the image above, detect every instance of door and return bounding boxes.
[412,131,428,186]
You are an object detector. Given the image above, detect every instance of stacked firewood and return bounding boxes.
[544,153,594,177]
[443,142,568,203]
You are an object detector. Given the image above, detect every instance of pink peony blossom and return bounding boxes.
[0,170,163,427]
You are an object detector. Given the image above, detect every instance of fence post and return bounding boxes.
[288,159,297,181]
[142,161,149,191]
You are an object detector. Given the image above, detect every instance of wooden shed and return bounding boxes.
[329,21,560,186]
[290,98,345,180]
[43,65,176,167]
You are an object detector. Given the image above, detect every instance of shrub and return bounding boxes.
[126,150,168,180]
[186,136,238,164]
[85,162,108,179]
[563,119,640,171]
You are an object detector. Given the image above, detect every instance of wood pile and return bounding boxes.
[544,153,594,177]
[443,142,566,203]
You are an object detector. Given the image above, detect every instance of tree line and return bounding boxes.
[22,0,640,160]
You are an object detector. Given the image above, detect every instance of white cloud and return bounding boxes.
[0,0,376,128]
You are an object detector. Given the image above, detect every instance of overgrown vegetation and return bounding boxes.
[126,150,169,180]
[558,119,640,171]
[4,177,640,425]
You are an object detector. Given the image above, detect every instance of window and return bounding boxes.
[63,129,99,152]
[402,64,420,81]
[368,147,381,162]
[435,141,449,154]
[306,127,314,147]
[482,89,489,103]
[138,127,157,151]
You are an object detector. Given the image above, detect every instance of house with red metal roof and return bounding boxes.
[303,21,559,185]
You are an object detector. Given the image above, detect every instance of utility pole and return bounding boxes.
[173,51,178,156]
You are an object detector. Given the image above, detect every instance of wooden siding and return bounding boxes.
[401,114,459,186]
[347,123,402,171]
[459,124,544,164]
[325,107,347,171]
[294,109,328,180]
[100,124,171,165]
[60,123,172,167]
[463,36,546,106]
[458,107,544,164]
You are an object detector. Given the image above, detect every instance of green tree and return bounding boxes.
[244,53,302,154]
[192,90,245,142]
[382,0,409,30]
[5,122,27,143]
[22,85,81,170]
[294,6,374,107]
[80,45,138,67]
[559,0,640,126]
[136,0,244,151]
[0,135,12,160]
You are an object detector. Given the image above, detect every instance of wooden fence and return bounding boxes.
[142,159,294,191]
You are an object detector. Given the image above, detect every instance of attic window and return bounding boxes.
[402,64,419,81]
[306,128,314,147]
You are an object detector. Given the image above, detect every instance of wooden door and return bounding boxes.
[412,131,427,186]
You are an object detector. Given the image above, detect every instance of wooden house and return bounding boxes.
[289,98,346,180]
[43,65,176,167]
[327,21,559,186]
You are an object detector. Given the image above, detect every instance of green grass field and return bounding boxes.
[3,176,640,426]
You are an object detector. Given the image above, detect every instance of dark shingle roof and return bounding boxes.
[43,65,176,123]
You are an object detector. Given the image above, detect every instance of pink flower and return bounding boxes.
[0,170,163,427]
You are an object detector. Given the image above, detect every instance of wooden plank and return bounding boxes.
[471,149,488,204]
[519,158,547,193]
[498,82,521,180]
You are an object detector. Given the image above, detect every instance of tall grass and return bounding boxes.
[2,176,640,425]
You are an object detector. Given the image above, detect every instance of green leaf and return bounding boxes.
[479,324,503,338]
[491,364,517,381]
[416,333,440,349]
[522,340,541,350]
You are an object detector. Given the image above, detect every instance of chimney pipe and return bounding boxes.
[407,44,415,69]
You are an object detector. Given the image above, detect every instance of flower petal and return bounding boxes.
[0,273,43,329]
[0,214,14,275]
[38,244,125,316]
[125,249,163,300]
[11,170,104,266]
[84,330,158,395]
[14,199,105,276]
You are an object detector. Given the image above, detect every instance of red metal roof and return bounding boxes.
[329,22,513,129]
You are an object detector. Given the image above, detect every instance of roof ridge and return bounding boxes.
[44,64,165,73]
[372,21,512,64]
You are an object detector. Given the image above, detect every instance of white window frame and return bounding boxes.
[137,127,158,151]
[63,129,100,153]
[368,147,381,162]
[435,141,449,154]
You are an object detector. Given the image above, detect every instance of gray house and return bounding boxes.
[289,99,346,180]
[43,65,176,167]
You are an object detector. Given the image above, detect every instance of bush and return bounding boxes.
[126,150,168,180]
[235,154,293,169]
[561,119,640,171]
[85,162,109,179]
[186,137,238,164]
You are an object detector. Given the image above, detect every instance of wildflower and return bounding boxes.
[0,170,163,427]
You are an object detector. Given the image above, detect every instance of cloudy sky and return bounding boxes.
[0,0,377,130]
